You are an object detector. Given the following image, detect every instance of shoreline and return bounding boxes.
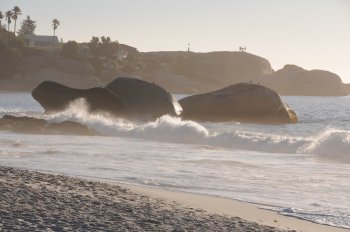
[120,183,349,232]
[1,166,348,231]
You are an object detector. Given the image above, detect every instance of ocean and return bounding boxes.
[0,91,349,229]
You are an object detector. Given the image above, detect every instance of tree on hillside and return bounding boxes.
[88,36,118,60]
[0,11,3,29]
[5,10,13,32]
[11,6,21,35]
[87,36,119,75]
[52,18,60,36]
[100,36,118,60]
[17,16,36,37]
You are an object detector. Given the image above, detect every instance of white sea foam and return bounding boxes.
[42,99,350,162]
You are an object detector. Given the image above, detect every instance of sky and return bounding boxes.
[1,0,349,83]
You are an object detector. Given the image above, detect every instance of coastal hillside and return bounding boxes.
[0,30,347,95]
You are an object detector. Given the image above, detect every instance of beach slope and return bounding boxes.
[0,167,347,232]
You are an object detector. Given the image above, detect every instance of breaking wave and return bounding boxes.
[41,99,350,162]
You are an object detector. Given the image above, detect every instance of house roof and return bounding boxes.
[24,34,59,43]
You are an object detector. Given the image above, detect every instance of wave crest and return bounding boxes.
[299,129,350,162]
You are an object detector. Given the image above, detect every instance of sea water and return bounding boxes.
[0,92,349,229]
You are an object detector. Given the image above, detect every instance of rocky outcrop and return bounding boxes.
[106,77,182,120]
[262,65,345,96]
[32,81,124,115]
[179,83,297,124]
[32,78,181,121]
[0,115,96,135]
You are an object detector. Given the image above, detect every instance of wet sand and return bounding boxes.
[0,166,347,232]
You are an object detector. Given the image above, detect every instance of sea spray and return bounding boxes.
[44,98,135,136]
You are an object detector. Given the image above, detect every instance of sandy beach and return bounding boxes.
[0,166,348,232]
[124,184,349,232]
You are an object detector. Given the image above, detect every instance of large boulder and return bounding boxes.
[105,77,182,120]
[262,65,345,96]
[179,83,297,124]
[0,115,96,135]
[32,81,124,115]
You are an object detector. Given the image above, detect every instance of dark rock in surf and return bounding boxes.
[0,115,46,133]
[0,115,96,135]
[105,77,182,120]
[32,81,124,116]
[179,83,297,124]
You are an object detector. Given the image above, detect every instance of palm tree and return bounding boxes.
[5,10,13,32]
[11,6,22,35]
[52,18,60,36]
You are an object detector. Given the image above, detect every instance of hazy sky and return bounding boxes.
[1,0,349,82]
